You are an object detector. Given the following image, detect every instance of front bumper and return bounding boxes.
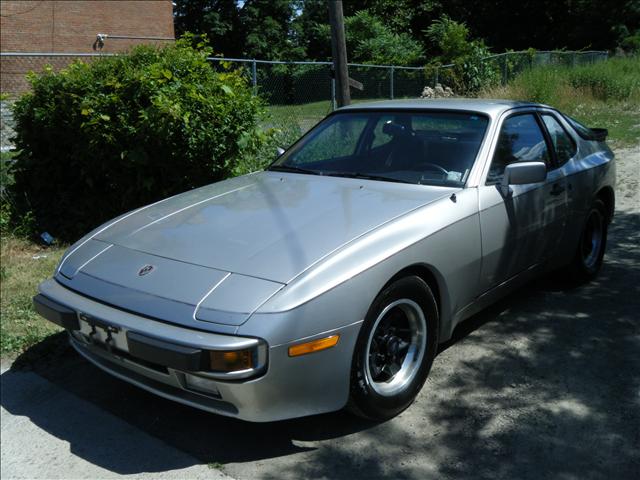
[35,279,361,422]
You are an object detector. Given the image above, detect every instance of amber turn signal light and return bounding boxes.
[209,349,254,372]
[288,335,340,357]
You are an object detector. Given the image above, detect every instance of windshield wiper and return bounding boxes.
[268,165,320,175]
[325,172,413,184]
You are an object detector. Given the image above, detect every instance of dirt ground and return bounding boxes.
[1,146,638,480]
[615,144,640,212]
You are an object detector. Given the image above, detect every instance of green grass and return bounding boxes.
[266,97,384,132]
[570,102,639,147]
[482,56,640,147]
[267,99,333,126]
[0,236,65,355]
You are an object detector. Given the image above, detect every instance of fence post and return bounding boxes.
[435,67,439,85]
[390,66,394,99]
[251,59,257,91]
[331,77,336,111]
[502,54,508,85]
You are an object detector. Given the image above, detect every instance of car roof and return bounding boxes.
[338,98,548,118]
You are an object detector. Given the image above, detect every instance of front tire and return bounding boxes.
[348,276,439,420]
[566,199,608,283]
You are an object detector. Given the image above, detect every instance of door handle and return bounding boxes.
[550,184,565,196]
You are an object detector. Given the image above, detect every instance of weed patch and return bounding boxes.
[0,236,65,355]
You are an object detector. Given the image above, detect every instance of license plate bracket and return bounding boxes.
[78,313,123,352]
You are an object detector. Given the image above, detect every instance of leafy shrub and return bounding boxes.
[620,30,640,53]
[10,36,267,241]
[498,56,640,106]
[0,151,14,198]
[1,152,18,236]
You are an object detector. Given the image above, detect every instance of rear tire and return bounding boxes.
[566,199,608,283]
[347,276,438,420]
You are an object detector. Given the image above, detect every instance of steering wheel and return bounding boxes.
[421,163,449,175]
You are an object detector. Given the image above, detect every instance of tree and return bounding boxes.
[433,0,640,52]
[291,0,331,60]
[174,0,303,59]
[174,0,240,56]
[175,0,640,62]
[239,0,304,59]
[314,10,424,65]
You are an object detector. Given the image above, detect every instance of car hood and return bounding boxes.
[93,171,454,283]
[56,172,455,329]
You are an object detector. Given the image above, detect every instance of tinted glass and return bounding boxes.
[273,111,489,187]
[542,114,576,165]
[292,115,368,165]
[487,114,550,184]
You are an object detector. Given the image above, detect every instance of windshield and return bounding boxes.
[270,110,489,187]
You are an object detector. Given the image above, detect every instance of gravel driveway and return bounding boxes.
[2,146,638,480]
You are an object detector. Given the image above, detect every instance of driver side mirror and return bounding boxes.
[276,146,285,157]
[500,161,547,196]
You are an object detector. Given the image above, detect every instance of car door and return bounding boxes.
[478,111,569,291]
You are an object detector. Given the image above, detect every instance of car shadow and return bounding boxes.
[2,210,638,478]
[2,332,380,474]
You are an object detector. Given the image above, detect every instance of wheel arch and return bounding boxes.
[596,186,615,223]
[384,263,449,339]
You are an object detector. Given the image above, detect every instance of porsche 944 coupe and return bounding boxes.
[34,99,615,421]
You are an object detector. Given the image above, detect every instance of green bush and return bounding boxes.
[620,31,640,53]
[506,56,640,105]
[10,36,267,241]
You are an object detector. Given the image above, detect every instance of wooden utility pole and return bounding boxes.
[328,0,350,107]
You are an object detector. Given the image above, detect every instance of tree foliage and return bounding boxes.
[312,10,423,65]
[175,0,303,59]
[175,0,640,61]
[347,11,424,65]
[425,14,473,61]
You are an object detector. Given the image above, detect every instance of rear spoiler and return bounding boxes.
[563,114,609,142]
[589,128,608,142]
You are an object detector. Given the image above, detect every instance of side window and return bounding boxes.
[542,114,577,166]
[487,114,550,184]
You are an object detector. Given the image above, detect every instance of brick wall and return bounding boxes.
[0,0,174,95]
[1,55,95,96]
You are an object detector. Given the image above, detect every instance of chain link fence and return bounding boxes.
[438,50,610,86]
[207,50,608,146]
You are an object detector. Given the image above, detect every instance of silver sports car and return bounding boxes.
[34,99,615,422]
